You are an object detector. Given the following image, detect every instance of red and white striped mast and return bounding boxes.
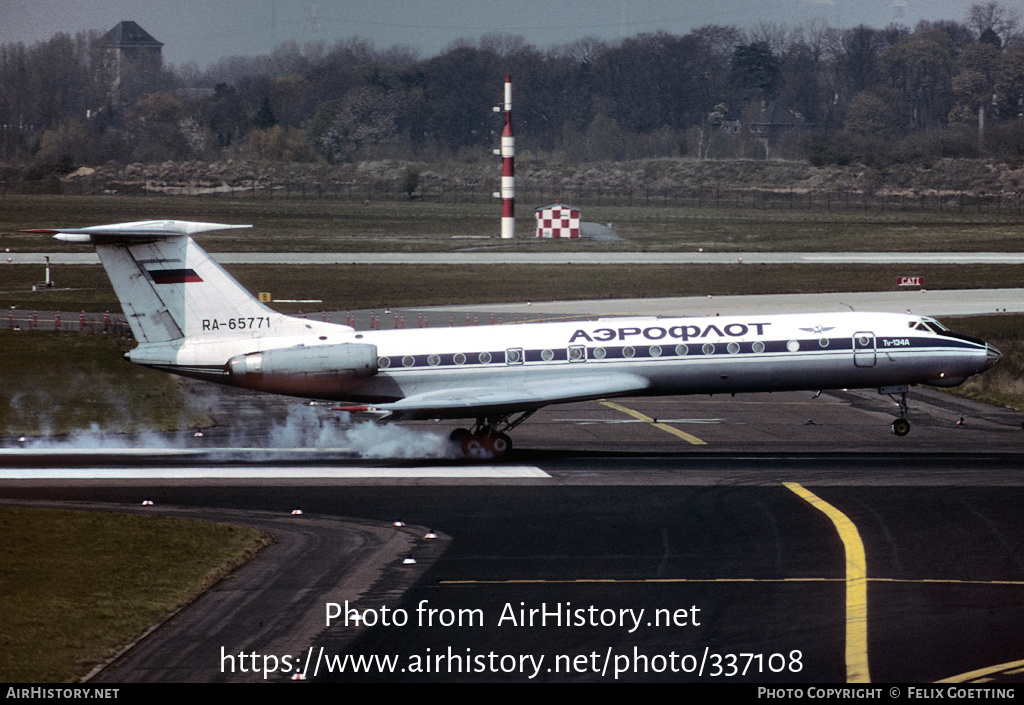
[494,75,515,239]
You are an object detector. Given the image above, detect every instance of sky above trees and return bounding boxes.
[1,0,999,68]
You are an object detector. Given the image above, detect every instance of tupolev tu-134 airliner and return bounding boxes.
[29,220,1002,458]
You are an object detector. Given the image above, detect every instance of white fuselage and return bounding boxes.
[133,310,997,420]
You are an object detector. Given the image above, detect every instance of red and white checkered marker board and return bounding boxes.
[535,206,580,238]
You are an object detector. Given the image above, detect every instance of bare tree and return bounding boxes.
[750,22,790,55]
[967,2,1020,43]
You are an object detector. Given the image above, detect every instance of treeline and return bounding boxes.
[5,2,1024,176]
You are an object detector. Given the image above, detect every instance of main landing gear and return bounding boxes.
[450,411,535,460]
[883,386,912,436]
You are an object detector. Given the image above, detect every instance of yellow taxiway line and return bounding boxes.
[783,482,871,683]
[600,401,707,445]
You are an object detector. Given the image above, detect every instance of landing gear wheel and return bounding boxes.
[891,418,911,436]
[456,411,533,461]
[486,433,512,459]
[461,435,486,457]
[458,433,513,459]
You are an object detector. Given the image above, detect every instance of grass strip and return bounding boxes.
[0,506,267,682]
[937,314,1024,411]
[0,331,210,436]
[5,193,1024,253]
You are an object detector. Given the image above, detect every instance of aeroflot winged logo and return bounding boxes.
[148,268,203,284]
[569,321,772,343]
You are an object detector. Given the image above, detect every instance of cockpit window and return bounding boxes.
[911,318,950,334]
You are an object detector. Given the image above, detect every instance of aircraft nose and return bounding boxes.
[985,343,1002,370]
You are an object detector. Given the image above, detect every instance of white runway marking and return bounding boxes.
[0,448,205,457]
[0,466,550,479]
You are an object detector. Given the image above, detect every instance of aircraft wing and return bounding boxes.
[375,372,652,420]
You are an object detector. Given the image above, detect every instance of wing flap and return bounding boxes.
[376,372,652,420]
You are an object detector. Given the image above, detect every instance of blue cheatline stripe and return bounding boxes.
[375,337,980,370]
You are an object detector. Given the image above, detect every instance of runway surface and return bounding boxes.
[3,384,1024,684]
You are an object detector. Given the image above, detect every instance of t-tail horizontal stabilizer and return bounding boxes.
[30,220,347,346]
[24,220,253,243]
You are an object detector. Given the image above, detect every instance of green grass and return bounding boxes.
[0,505,267,682]
[5,193,1024,253]
[614,205,1024,253]
[0,331,210,436]
[937,314,1024,410]
[0,194,501,252]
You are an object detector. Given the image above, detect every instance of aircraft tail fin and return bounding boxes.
[30,220,340,344]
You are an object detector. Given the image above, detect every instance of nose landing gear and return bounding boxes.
[891,416,911,436]
[884,386,911,436]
